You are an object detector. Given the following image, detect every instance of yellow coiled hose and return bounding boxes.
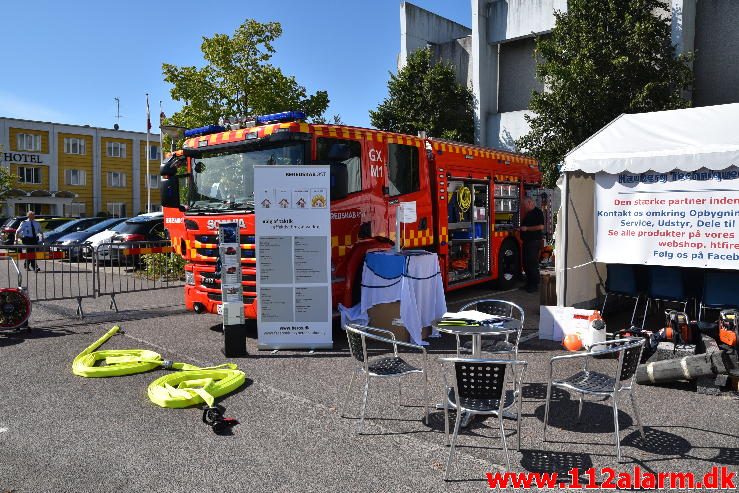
[72,326,245,408]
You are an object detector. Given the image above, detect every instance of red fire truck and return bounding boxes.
[160,111,541,318]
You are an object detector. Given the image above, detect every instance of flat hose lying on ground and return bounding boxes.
[72,325,246,408]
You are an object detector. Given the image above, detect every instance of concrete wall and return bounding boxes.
[693,0,739,107]
[498,37,543,113]
[430,36,473,87]
[487,110,532,151]
[399,2,472,68]
[488,0,566,43]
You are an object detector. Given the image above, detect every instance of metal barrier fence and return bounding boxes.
[0,244,96,317]
[95,240,185,312]
[0,240,185,318]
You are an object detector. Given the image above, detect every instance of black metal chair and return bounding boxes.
[455,299,524,359]
[441,357,528,478]
[543,338,646,463]
[342,323,429,434]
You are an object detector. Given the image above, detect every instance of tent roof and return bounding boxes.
[562,103,739,174]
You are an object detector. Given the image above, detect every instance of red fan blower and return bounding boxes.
[0,288,31,330]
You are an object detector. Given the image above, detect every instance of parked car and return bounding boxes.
[42,217,109,245]
[107,212,167,263]
[52,217,129,259]
[83,219,134,261]
[2,216,76,245]
[84,212,164,262]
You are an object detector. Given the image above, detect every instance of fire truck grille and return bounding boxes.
[207,293,256,305]
[194,235,256,259]
[198,272,256,284]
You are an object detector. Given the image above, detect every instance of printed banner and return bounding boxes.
[594,168,739,269]
[255,165,332,349]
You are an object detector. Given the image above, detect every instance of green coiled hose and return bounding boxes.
[72,326,245,408]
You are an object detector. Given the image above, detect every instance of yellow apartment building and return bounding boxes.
[0,117,160,217]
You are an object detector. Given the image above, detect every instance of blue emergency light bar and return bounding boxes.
[184,111,305,139]
[254,111,306,125]
[184,125,226,138]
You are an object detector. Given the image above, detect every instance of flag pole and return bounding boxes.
[146,93,151,213]
[159,101,164,161]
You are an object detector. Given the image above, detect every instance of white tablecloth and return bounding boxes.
[339,251,447,345]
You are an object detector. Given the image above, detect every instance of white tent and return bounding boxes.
[556,103,739,307]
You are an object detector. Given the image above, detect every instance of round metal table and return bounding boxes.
[432,317,521,357]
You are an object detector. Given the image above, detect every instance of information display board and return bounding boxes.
[218,222,245,326]
[254,165,332,349]
[594,167,739,269]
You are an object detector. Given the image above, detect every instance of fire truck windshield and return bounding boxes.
[187,142,305,212]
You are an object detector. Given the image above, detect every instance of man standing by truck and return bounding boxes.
[520,197,544,293]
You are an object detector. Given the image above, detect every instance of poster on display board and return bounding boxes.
[254,165,332,349]
[594,167,739,269]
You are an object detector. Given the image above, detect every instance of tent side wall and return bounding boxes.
[556,172,604,308]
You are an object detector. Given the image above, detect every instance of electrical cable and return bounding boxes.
[72,325,246,409]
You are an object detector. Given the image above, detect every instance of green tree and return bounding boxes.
[0,166,17,203]
[162,19,329,130]
[517,0,693,187]
[370,48,475,143]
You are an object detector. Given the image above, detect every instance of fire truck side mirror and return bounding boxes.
[160,175,181,209]
[330,162,348,201]
[160,155,184,176]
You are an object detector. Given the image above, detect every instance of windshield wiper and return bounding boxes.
[230,200,254,210]
[188,203,228,213]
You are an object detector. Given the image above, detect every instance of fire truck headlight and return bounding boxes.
[185,271,195,285]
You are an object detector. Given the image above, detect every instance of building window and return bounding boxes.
[316,137,362,195]
[387,143,420,196]
[18,166,42,184]
[106,142,127,158]
[106,171,126,188]
[148,174,159,189]
[70,203,86,217]
[107,202,126,217]
[64,169,87,186]
[64,137,86,155]
[149,145,160,160]
[17,133,41,152]
[20,204,44,215]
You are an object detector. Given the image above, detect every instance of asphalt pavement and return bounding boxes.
[1,273,738,492]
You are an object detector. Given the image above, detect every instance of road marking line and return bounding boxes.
[0,427,8,433]
[116,330,506,474]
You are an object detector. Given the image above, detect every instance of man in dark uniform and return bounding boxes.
[520,197,544,293]
[15,211,44,272]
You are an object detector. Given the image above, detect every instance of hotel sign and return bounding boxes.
[0,152,44,164]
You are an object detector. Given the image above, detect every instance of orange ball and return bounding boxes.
[563,333,583,352]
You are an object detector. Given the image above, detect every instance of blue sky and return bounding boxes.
[1,1,470,132]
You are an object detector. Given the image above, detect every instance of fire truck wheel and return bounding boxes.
[497,242,519,291]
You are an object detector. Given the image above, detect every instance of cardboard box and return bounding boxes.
[538,307,606,348]
[367,302,431,342]
[539,269,557,306]
[539,306,573,341]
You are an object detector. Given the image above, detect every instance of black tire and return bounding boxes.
[496,241,520,290]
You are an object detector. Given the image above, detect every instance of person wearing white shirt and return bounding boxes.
[15,211,43,271]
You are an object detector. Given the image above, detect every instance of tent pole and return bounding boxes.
[561,171,569,307]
